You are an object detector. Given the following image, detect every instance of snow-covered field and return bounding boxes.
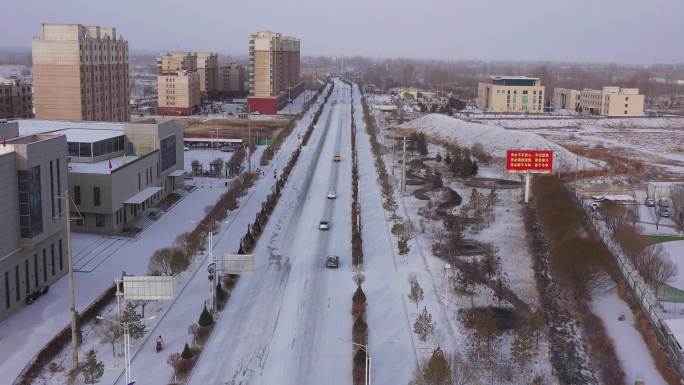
[483,117,684,130]
[397,113,603,172]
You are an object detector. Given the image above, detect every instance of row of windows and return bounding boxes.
[3,240,64,309]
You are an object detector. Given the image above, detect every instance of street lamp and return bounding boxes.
[351,342,371,385]
[247,103,252,173]
[191,220,230,312]
[96,315,155,385]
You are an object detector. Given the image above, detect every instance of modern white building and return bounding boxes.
[477,76,545,113]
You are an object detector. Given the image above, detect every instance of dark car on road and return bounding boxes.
[325,255,339,268]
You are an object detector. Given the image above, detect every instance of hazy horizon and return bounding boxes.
[4,0,684,65]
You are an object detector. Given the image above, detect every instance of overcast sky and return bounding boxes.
[4,0,684,64]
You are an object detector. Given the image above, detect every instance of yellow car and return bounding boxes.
[333,155,341,162]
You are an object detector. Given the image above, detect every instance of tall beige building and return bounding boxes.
[196,52,219,99]
[578,87,644,117]
[157,52,200,115]
[219,63,246,97]
[477,76,545,113]
[0,77,33,119]
[248,31,302,114]
[32,23,129,122]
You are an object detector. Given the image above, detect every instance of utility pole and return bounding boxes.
[208,226,214,312]
[64,190,79,368]
[401,136,407,194]
[391,139,395,176]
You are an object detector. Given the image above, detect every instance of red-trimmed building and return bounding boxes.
[248,31,303,114]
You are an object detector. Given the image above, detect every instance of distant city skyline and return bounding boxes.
[3,0,684,64]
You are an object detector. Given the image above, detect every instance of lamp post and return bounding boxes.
[351,342,371,385]
[247,104,252,173]
[96,315,155,385]
[191,220,229,312]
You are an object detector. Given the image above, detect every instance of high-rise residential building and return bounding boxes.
[578,87,644,117]
[32,23,130,122]
[196,52,219,100]
[157,52,201,116]
[219,63,246,97]
[477,76,545,113]
[0,121,68,320]
[553,88,582,111]
[0,77,33,119]
[248,31,303,114]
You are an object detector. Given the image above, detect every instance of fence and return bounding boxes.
[575,192,684,378]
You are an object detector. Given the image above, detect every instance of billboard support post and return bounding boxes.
[525,171,531,203]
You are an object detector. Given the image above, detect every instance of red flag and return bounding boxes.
[108,159,113,170]
[2,138,6,147]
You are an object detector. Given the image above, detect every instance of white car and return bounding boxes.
[319,221,330,230]
[327,191,336,199]
[184,146,190,151]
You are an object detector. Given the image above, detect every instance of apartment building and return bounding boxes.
[196,52,219,99]
[219,63,246,97]
[32,23,129,122]
[157,52,201,116]
[477,76,545,113]
[553,88,581,111]
[0,122,68,321]
[248,31,303,114]
[578,87,644,117]
[0,77,33,119]
[14,120,185,235]
[157,51,197,72]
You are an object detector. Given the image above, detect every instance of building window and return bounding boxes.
[4,272,9,309]
[42,250,47,282]
[50,161,55,219]
[59,240,63,271]
[33,254,38,288]
[15,266,20,301]
[17,166,43,239]
[74,186,81,205]
[57,159,62,214]
[96,214,105,228]
[51,244,55,276]
[25,260,30,294]
[93,187,101,206]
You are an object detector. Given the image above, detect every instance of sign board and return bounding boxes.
[506,150,553,173]
[123,276,173,300]
[218,254,255,274]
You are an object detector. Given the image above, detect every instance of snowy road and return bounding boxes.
[187,82,355,385]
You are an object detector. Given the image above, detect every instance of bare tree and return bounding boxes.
[598,201,628,233]
[449,352,477,385]
[94,319,121,356]
[671,186,684,234]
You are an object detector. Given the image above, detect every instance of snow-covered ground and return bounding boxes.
[397,113,603,172]
[483,117,684,130]
[187,81,355,385]
[2,85,332,385]
[183,148,235,174]
[0,177,229,382]
[591,284,667,385]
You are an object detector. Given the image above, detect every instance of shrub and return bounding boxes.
[181,342,193,360]
[198,305,213,327]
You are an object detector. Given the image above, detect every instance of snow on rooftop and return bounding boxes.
[397,113,603,172]
[490,75,539,80]
[63,128,123,143]
[68,155,139,174]
[17,119,124,136]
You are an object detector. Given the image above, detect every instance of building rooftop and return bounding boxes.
[68,154,140,174]
[489,75,540,81]
[63,128,123,143]
[17,120,124,137]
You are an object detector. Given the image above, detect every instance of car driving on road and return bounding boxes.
[327,191,336,199]
[333,155,341,162]
[325,255,339,268]
[319,220,329,230]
